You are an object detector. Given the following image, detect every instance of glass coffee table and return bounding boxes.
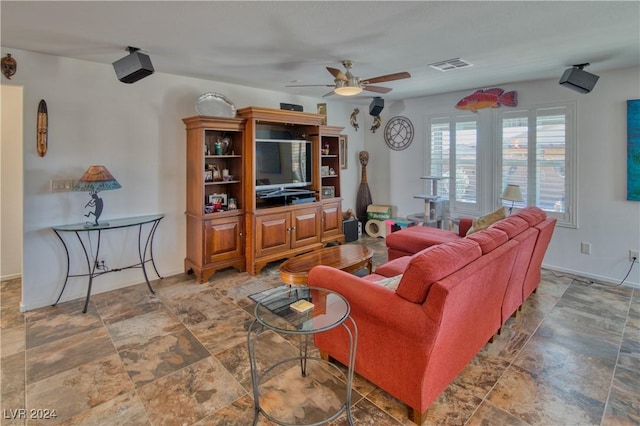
[247,286,357,425]
[279,244,373,286]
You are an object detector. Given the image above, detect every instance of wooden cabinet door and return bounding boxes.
[255,211,291,258]
[204,216,243,263]
[291,206,321,249]
[321,200,342,238]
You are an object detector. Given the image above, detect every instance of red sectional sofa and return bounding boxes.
[386,207,556,323]
[307,207,556,424]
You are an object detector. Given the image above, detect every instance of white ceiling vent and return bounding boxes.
[429,58,473,72]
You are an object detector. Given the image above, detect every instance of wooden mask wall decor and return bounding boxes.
[37,100,48,157]
[1,54,17,79]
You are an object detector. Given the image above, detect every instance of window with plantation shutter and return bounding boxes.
[426,102,575,227]
[498,103,576,227]
[428,115,479,213]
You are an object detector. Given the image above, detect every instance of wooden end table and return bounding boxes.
[279,244,373,286]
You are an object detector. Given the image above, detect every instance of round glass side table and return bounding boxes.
[247,286,357,426]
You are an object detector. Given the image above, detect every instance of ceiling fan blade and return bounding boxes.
[322,90,336,97]
[363,85,392,94]
[363,72,411,84]
[286,84,334,87]
[326,67,347,81]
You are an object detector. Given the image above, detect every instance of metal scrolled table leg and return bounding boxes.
[342,315,358,426]
[52,229,70,306]
[77,229,100,313]
[247,319,261,426]
[138,221,159,294]
[147,218,163,279]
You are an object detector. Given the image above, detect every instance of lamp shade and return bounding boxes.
[73,165,121,192]
[501,184,523,202]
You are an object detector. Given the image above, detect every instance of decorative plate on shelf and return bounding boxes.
[195,92,237,117]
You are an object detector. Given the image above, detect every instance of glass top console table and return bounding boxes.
[248,286,357,425]
[51,214,164,313]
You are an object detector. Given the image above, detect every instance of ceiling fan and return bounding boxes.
[287,60,411,97]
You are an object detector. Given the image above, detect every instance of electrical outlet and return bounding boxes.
[629,250,639,262]
[580,242,591,255]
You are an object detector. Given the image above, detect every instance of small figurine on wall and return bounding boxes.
[350,108,360,131]
[370,115,381,133]
[369,96,384,133]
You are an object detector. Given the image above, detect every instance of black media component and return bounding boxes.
[369,97,384,116]
[559,66,599,94]
[280,103,303,112]
[343,219,359,242]
[113,47,154,84]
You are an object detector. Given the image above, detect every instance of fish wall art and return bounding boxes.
[455,88,517,112]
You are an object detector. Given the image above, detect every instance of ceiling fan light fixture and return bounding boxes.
[334,86,363,96]
[334,79,362,96]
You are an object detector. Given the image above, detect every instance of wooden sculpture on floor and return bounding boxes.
[356,151,372,224]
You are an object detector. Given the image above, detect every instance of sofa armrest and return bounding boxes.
[307,266,434,340]
[458,218,473,237]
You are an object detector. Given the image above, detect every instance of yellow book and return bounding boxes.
[290,299,314,313]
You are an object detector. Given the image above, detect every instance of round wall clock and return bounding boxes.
[384,116,414,151]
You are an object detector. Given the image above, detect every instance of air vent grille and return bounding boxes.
[429,58,473,72]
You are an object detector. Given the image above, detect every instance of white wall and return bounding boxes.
[0,85,23,280]
[5,46,637,312]
[364,67,640,287]
[1,48,364,311]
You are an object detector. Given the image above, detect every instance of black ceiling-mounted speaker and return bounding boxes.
[369,97,384,116]
[559,64,599,94]
[113,47,154,84]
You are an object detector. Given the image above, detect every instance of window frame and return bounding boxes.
[426,113,483,217]
[424,101,577,228]
[495,101,577,228]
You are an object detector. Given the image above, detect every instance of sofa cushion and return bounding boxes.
[386,226,461,254]
[513,207,546,226]
[375,255,412,277]
[372,275,403,290]
[465,228,509,254]
[396,239,482,304]
[490,215,528,238]
[361,273,388,282]
[466,207,506,235]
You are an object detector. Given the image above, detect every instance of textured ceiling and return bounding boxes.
[2,1,638,102]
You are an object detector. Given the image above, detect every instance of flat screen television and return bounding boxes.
[255,139,313,192]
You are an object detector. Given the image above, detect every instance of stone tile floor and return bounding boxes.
[1,236,638,425]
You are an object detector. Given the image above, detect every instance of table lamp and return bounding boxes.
[73,165,121,226]
[501,184,523,214]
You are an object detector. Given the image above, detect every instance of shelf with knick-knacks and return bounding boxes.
[318,125,343,199]
[201,129,243,215]
[204,160,241,183]
[183,115,246,283]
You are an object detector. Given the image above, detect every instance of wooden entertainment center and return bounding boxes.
[183,106,345,282]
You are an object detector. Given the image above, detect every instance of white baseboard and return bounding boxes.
[0,272,22,281]
[543,263,640,289]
